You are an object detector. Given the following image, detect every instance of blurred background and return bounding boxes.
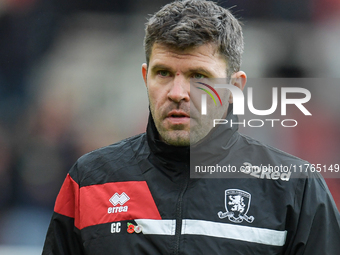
[0,0,339,253]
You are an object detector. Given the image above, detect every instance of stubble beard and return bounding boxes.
[149,103,226,147]
[149,100,191,147]
[148,95,229,146]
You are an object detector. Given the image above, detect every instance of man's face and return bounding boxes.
[142,43,245,146]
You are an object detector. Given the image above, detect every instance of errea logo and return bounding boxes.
[109,192,130,206]
[108,192,129,214]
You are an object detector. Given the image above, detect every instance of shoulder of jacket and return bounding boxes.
[237,133,315,183]
[73,133,147,182]
[238,133,308,165]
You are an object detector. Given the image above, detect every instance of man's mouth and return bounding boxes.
[167,110,190,118]
[166,110,190,125]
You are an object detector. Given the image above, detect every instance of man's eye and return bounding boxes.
[158,70,170,77]
[193,73,205,79]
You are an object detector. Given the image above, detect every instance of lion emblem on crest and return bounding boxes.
[218,189,254,223]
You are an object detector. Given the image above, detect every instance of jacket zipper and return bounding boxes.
[173,165,190,255]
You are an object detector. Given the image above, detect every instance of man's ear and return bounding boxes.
[229,71,247,103]
[142,63,148,87]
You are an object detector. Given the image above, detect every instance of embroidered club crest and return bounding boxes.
[218,189,254,223]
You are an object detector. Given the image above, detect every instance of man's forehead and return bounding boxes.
[149,42,221,60]
[147,43,228,75]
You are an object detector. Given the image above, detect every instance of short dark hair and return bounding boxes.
[144,0,244,77]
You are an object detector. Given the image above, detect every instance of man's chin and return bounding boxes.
[159,131,190,146]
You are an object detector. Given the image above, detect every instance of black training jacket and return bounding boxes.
[43,112,340,255]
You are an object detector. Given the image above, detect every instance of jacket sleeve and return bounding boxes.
[286,172,340,255]
[42,164,85,255]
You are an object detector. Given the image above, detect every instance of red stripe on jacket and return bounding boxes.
[54,174,81,229]
[54,175,161,229]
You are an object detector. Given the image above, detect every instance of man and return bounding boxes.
[43,0,340,254]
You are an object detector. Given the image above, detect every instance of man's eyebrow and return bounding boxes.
[188,67,214,76]
[150,64,174,72]
[150,64,214,76]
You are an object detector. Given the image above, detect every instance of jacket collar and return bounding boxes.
[190,110,239,165]
[146,112,190,166]
[146,106,239,170]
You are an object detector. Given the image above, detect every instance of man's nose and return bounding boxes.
[167,75,190,103]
